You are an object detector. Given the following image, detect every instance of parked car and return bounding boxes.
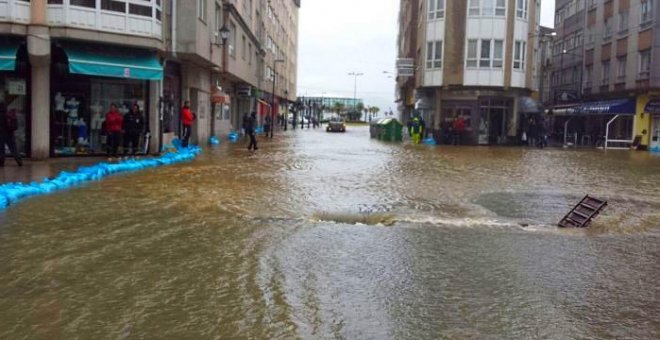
[327,117,346,132]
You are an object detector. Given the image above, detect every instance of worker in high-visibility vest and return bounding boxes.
[408,116,424,144]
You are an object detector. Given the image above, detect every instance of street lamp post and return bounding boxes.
[283,90,288,131]
[270,59,284,139]
[348,72,363,119]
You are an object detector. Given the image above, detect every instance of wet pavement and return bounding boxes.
[1,126,659,339]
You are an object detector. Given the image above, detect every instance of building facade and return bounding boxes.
[0,0,299,159]
[550,0,659,150]
[396,0,542,145]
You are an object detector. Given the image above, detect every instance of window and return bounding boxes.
[467,0,505,17]
[619,11,629,33]
[248,43,252,65]
[426,41,443,69]
[198,0,207,22]
[469,0,480,16]
[514,41,526,70]
[70,0,94,8]
[482,0,494,16]
[480,40,491,67]
[516,0,528,19]
[639,50,651,78]
[229,22,236,57]
[101,0,125,13]
[467,39,478,67]
[617,56,627,81]
[215,4,222,32]
[641,0,653,24]
[493,40,503,68]
[585,65,593,87]
[495,0,506,16]
[604,17,612,39]
[428,0,445,19]
[602,61,610,84]
[572,67,580,83]
[129,4,151,17]
[242,35,246,60]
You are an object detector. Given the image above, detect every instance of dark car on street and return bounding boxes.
[326,117,346,133]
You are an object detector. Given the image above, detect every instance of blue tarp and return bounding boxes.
[62,43,163,81]
[0,142,201,210]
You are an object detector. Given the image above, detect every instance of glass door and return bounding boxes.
[651,115,660,150]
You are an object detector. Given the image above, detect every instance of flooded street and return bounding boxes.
[1,126,659,339]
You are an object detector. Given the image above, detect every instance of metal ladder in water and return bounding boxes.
[558,195,608,228]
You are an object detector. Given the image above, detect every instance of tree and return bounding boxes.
[355,102,365,122]
[333,102,345,118]
[371,106,380,118]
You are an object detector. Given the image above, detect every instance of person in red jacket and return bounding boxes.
[181,101,195,147]
[105,104,123,157]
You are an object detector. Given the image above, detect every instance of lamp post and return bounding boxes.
[348,72,363,119]
[270,59,284,139]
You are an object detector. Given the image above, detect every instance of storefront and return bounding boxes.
[553,98,636,148]
[439,98,513,145]
[644,99,660,151]
[50,42,162,156]
[0,37,30,157]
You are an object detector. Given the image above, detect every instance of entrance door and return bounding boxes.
[651,115,660,149]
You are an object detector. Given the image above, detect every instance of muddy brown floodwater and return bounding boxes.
[1,126,659,339]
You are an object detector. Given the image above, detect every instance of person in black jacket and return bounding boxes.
[0,100,22,167]
[246,112,258,151]
[123,104,145,156]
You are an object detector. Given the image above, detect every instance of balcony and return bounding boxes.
[0,0,31,24]
[47,0,162,39]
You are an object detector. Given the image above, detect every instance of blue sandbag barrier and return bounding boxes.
[228,131,239,143]
[209,136,220,145]
[424,138,437,145]
[651,146,660,153]
[0,141,201,211]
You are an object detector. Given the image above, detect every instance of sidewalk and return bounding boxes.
[0,157,105,184]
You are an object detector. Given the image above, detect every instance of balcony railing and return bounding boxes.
[47,0,162,39]
[0,0,31,24]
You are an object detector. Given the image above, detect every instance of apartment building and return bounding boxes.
[395,0,419,124]
[550,0,659,150]
[0,0,299,159]
[396,0,542,145]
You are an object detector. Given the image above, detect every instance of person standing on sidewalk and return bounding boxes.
[246,112,258,151]
[0,101,22,167]
[123,103,145,156]
[105,103,123,158]
[181,101,195,147]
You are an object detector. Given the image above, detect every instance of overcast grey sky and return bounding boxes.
[296,1,556,111]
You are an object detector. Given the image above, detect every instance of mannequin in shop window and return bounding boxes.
[90,102,103,152]
[65,97,80,148]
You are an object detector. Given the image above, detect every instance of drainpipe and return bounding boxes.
[172,0,177,58]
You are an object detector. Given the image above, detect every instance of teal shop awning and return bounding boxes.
[62,43,163,81]
[0,40,20,71]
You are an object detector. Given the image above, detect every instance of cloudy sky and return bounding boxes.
[296,0,556,112]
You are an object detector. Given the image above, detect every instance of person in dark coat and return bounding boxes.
[0,101,22,167]
[246,112,258,151]
[123,103,145,156]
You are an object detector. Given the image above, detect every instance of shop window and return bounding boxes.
[70,0,95,8]
[129,4,152,17]
[48,0,63,4]
[101,0,126,13]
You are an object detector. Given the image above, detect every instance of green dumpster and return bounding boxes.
[376,118,403,142]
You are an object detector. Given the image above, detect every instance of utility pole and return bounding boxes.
[348,72,363,119]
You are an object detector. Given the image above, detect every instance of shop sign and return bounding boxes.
[644,99,660,114]
[7,79,26,95]
[123,68,131,78]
